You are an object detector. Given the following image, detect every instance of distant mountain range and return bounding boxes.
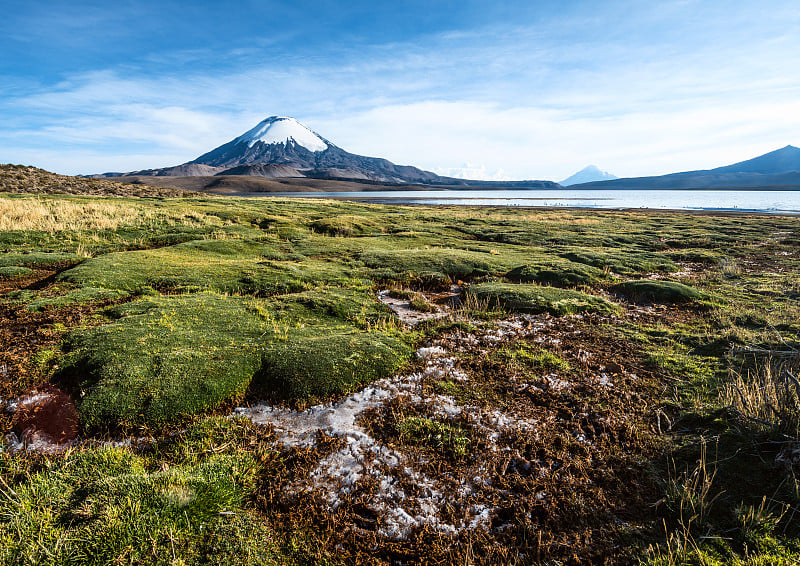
[571,145,800,190]
[92,116,800,191]
[95,116,557,188]
[560,165,617,186]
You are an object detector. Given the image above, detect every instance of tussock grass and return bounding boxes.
[724,358,800,439]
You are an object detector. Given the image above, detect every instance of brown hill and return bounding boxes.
[0,164,195,197]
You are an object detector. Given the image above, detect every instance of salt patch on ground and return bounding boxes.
[5,391,53,413]
[377,291,451,326]
[234,321,551,539]
[3,430,63,454]
[235,345,476,538]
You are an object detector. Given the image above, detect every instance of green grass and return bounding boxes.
[0,251,84,269]
[494,343,571,372]
[257,331,411,402]
[397,416,472,459]
[466,282,619,316]
[612,279,702,304]
[25,287,128,311]
[58,238,322,295]
[62,293,268,430]
[359,248,502,282]
[560,248,678,275]
[0,417,298,566]
[506,260,603,287]
[3,191,800,564]
[310,214,382,236]
[0,266,33,279]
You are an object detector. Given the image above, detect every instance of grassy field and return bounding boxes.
[0,178,799,564]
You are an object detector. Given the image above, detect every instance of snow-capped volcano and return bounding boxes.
[234,116,328,152]
[560,165,617,186]
[96,115,560,187]
[187,115,447,183]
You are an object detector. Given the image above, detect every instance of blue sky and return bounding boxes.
[2,0,799,180]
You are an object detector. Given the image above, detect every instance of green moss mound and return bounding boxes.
[63,293,267,430]
[0,251,84,269]
[57,238,344,295]
[506,261,603,287]
[612,279,702,304]
[278,287,388,324]
[466,282,618,316]
[560,249,677,275]
[258,332,411,401]
[310,215,382,236]
[0,265,34,279]
[26,286,127,311]
[360,248,499,281]
[663,249,727,264]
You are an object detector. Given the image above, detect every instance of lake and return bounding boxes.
[245,188,800,213]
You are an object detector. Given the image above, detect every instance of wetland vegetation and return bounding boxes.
[0,177,799,564]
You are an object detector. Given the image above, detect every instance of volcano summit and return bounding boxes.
[95,116,557,187]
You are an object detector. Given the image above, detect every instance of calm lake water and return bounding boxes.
[248,189,800,213]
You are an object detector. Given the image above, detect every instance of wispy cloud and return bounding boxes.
[2,0,799,177]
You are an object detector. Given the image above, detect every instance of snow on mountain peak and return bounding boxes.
[560,165,618,186]
[234,116,328,152]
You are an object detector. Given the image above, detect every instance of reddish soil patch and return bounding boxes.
[13,385,80,445]
[0,270,129,435]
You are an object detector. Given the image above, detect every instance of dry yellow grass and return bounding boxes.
[0,197,154,232]
[0,195,226,235]
[724,357,800,438]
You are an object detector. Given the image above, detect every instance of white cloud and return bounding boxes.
[311,98,800,180]
[3,3,800,177]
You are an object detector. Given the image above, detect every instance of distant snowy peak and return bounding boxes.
[560,165,618,186]
[234,116,328,152]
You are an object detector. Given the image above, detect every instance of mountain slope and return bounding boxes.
[187,116,443,184]
[573,145,800,189]
[98,115,558,187]
[712,145,800,174]
[560,165,617,186]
